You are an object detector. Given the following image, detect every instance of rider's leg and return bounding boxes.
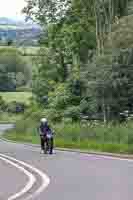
[46,139,49,151]
[49,138,54,154]
[40,136,45,153]
[44,138,48,154]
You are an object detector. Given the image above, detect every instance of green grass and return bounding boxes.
[0,46,46,56]
[0,25,36,30]
[0,92,32,105]
[4,130,129,154]
[0,113,22,123]
[0,25,18,29]
[19,47,40,55]
[3,121,133,154]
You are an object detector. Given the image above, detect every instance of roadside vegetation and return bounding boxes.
[0,92,32,122]
[0,46,33,122]
[0,92,32,104]
[4,119,132,154]
[1,0,133,154]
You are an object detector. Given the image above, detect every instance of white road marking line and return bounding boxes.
[24,147,133,163]
[89,154,133,163]
[1,135,133,163]
[0,154,50,200]
[0,156,36,200]
[13,144,133,163]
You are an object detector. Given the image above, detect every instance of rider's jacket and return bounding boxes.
[39,123,53,138]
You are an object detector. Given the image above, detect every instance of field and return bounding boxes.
[0,46,41,72]
[0,24,37,30]
[19,46,40,54]
[0,25,17,29]
[0,46,45,57]
[0,92,32,104]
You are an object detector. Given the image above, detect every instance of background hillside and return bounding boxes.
[0,17,41,46]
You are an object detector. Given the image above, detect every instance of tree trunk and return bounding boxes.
[103,98,107,123]
[72,52,80,79]
[60,52,68,81]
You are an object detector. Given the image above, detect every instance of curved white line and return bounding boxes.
[0,156,36,200]
[1,136,133,163]
[0,154,50,200]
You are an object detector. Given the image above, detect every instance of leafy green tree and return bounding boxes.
[23,0,133,123]
[0,48,31,91]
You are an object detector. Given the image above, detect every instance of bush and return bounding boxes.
[48,83,71,110]
[43,108,63,123]
[0,95,7,111]
[7,101,26,113]
[64,106,80,121]
[80,99,89,113]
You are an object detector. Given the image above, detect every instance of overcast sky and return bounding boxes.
[0,0,26,18]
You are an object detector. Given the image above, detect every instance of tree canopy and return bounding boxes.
[23,0,133,123]
[0,47,31,91]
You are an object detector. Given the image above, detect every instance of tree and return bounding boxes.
[7,39,13,46]
[23,0,70,24]
[23,0,133,123]
[105,14,133,49]
[0,64,15,91]
[0,48,31,91]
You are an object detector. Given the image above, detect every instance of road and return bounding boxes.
[0,124,132,200]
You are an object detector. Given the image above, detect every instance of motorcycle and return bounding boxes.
[44,132,54,154]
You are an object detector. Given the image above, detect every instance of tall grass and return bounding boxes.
[54,121,129,144]
[0,112,22,123]
[4,119,133,154]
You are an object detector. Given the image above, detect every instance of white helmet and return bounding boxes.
[40,118,47,123]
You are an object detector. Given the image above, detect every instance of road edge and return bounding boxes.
[1,134,133,160]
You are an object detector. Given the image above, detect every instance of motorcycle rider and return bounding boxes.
[39,118,54,154]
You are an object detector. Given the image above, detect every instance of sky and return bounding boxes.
[0,0,26,19]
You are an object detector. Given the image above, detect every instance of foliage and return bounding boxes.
[23,0,133,125]
[0,92,32,105]
[5,120,133,154]
[7,101,26,114]
[0,47,32,91]
[2,0,133,155]
[105,14,133,49]
[0,95,6,111]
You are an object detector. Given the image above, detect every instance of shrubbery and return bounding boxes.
[5,116,133,154]
[7,101,26,113]
[0,95,27,114]
[64,106,80,121]
[0,96,7,112]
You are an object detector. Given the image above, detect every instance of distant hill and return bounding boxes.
[0,17,16,25]
[0,17,42,46]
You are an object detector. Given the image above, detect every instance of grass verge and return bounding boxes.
[3,122,131,155]
[0,113,23,123]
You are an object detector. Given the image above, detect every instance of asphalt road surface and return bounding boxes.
[0,124,132,200]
